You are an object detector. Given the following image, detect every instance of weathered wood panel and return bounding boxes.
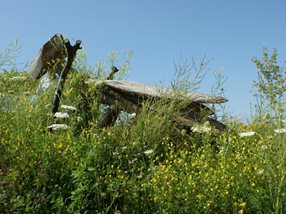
[30,34,67,79]
[86,79,228,130]
[102,80,227,104]
[87,79,227,112]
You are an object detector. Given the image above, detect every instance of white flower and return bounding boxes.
[239,132,256,137]
[219,146,225,154]
[10,76,27,81]
[260,145,268,150]
[130,113,137,118]
[191,121,211,133]
[54,112,70,119]
[144,149,154,155]
[47,124,70,130]
[61,105,77,111]
[257,169,264,175]
[274,128,286,134]
[112,151,120,156]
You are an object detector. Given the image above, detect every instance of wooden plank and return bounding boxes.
[86,79,227,118]
[88,79,228,104]
[30,34,67,79]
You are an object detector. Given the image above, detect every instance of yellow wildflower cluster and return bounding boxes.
[149,125,286,212]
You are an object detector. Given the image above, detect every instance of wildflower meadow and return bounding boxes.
[0,47,286,213]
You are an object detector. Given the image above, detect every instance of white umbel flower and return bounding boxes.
[54,112,70,119]
[47,124,70,130]
[274,128,286,134]
[257,169,264,175]
[239,132,256,137]
[144,149,154,155]
[130,113,137,118]
[10,76,27,81]
[61,105,77,111]
[191,121,211,133]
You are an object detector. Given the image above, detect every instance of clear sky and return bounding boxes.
[1,0,286,120]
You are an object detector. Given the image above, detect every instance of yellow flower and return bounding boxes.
[196,194,203,200]
[240,202,247,208]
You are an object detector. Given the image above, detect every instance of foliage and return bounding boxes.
[172,56,209,92]
[0,39,22,71]
[0,49,285,213]
[252,48,286,122]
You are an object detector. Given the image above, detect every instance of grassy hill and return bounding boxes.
[0,69,285,213]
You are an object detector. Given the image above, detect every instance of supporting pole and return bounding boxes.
[107,66,119,80]
[98,66,120,128]
[50,39,81,126]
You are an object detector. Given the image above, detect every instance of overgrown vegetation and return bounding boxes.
[0,45,285,213]
[252,48,286,125]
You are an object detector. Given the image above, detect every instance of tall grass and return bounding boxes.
[0,50,285,213]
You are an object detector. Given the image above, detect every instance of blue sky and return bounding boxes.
[1,0,286,120]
